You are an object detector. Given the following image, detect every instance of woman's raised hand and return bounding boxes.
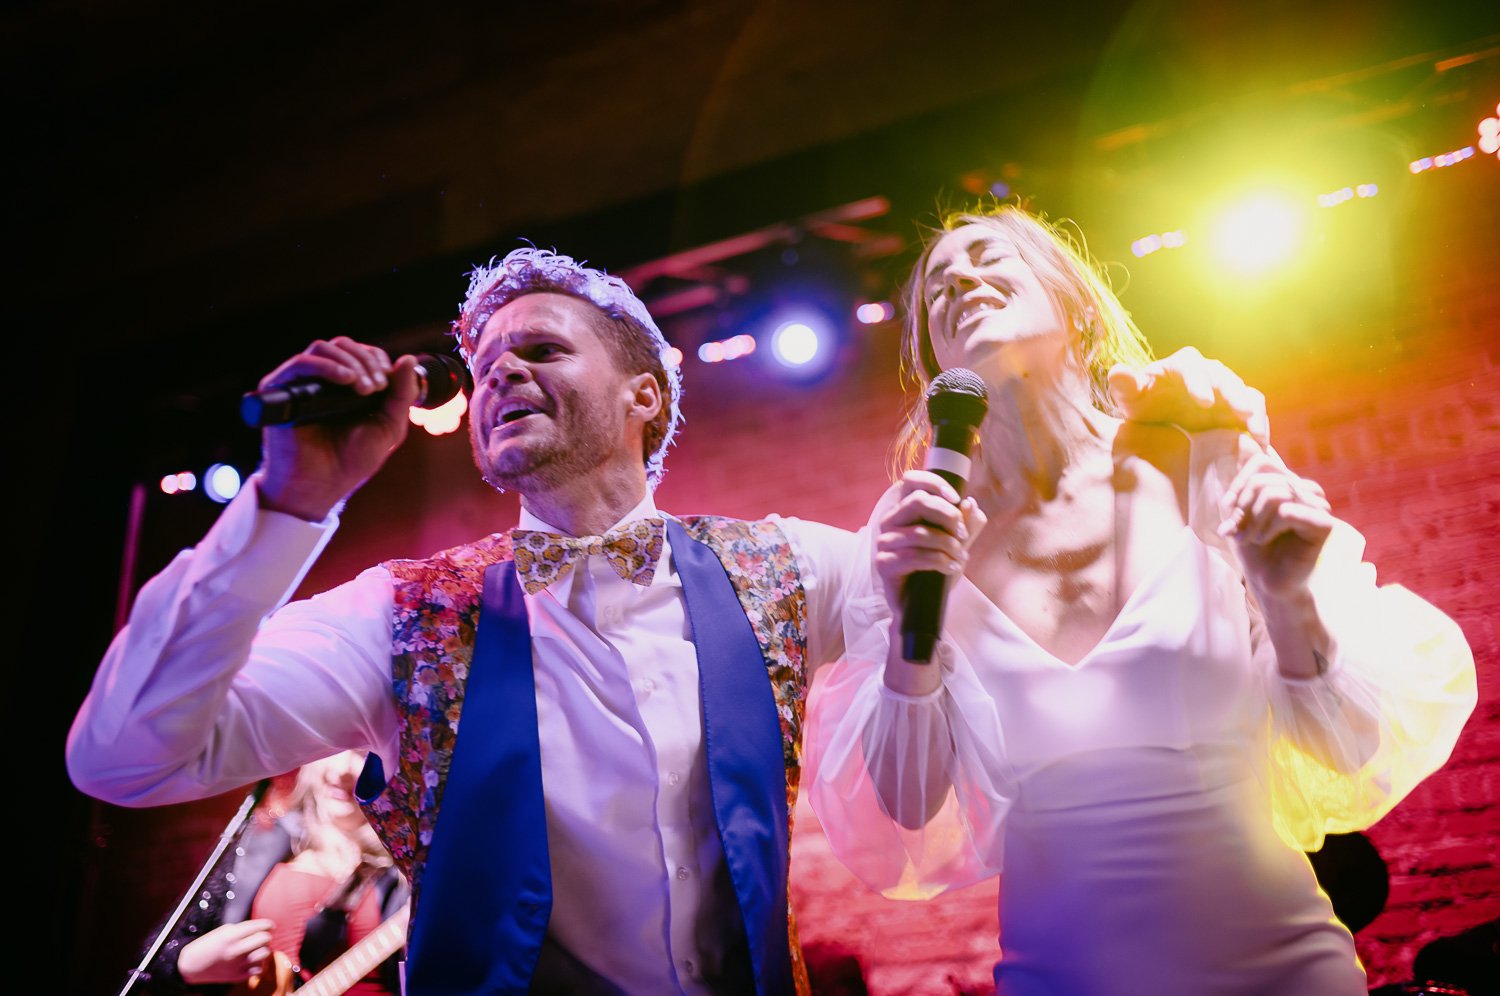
[1110,346,1270,446]
[1219,448,1335,603]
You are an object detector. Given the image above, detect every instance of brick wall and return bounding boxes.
[1266,287,1500,985]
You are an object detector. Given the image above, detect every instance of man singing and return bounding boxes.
[71,248,864,994]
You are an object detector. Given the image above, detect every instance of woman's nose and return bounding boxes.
[949,266,981,290]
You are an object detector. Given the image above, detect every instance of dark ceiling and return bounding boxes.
[11,0,1497,503]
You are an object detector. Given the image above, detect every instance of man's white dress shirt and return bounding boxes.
[68,479,860,993]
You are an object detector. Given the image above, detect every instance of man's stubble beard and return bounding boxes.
[471,400,622,497]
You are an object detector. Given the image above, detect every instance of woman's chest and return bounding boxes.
[951,534,1265,773]
[968,487,1189,667]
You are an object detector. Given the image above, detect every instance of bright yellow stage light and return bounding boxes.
[1208,191,1308,276]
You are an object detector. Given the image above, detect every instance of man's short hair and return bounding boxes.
[453,247,683,487]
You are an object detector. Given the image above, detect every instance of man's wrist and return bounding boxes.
[255,471,347,523]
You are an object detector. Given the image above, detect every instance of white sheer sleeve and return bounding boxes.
[804,488,1012,898]
[1189,430,1478,850]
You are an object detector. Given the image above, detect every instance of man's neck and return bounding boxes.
[519,470,650,537]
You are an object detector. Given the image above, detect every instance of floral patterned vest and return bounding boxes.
[359,515,810,993]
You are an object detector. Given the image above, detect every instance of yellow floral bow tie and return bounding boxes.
[511,517,667,595]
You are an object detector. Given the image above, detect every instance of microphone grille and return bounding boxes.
[926,368,989,425]
[414,352,473,409]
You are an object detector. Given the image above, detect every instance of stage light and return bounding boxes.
[771,322,821,367]
[1207,192,1306,276]
[697,334,756,364]
[855,302,895,325]
[1317,184,1377,207]
[204,464,242,504]
[1132,231,1187,258]
[959,168,1019,202]
[409,390,466,436]
[1410,146,1476,173]
[160,471,198,495]
[1479,105,1499,158]
[664,347,683,369]
[752,300,842,379]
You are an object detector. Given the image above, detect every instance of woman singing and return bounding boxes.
[806,205,1476,994]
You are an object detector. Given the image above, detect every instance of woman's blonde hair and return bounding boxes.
[285,752,392,874]
[893,205,1154,474]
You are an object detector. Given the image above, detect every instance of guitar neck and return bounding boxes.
[298,905,410,996]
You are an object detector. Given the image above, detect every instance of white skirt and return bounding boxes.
[995,746,1366,996]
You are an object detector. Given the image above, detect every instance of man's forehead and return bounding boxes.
[474,292,603,346]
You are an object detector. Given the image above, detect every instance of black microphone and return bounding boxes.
[900,368,989,663]
[241,352,472,428]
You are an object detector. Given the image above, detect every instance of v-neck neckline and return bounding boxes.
[962,524,1196,669]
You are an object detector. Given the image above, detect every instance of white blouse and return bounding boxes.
[805,429,1477,900]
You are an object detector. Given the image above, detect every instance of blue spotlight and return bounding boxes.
[204,463,243,504]
[771,321,821,367]
[755,303,842,379]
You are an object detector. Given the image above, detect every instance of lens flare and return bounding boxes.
[1208,192,1306,276]
[409,389,467,436]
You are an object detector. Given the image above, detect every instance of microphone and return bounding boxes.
[241,352,471,428]
[900,368,989,663]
